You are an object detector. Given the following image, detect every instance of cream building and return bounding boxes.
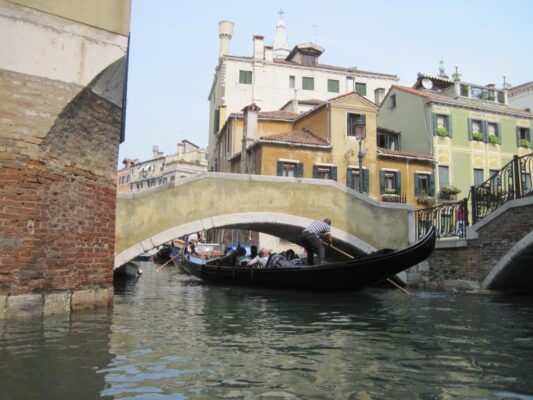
[509,81,533,112]
[207,16,399,169]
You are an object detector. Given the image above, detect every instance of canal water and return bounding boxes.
[1,263,532,400]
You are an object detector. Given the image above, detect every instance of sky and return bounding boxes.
[120,0,533,164]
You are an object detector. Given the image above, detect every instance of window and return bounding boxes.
[390,94,397,108]
[415,173,434,196]
[289,75,295,89]
[377,132,399,149]
[433,114,452,137]
[380,170,401,194]
[276,160,303,177]
[302,53,316,66]
[517,127,531,147]
[468,118,484,141]
[489,169,499,178]
[313,165,337,181]
[302,77,314,90]
[487,122,501,144]
[355,82,367,96]
[347,113,366,137]
[239,70,252,84]
[474,168,485,187]
[347,167,369,192]
[281,162,296,177]
[439,165,450,188]
[328,79,339,93]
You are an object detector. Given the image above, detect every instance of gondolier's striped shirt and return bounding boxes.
[303,221,331,236]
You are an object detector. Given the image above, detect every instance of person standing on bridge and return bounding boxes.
[301,218,332,265]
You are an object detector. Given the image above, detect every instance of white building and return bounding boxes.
[117,141,208,193]
[509,81,533,112]
[207,17,398,169]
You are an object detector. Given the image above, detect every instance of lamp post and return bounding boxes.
[354,117,366,193]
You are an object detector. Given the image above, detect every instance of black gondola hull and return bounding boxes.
[179,227,436,292]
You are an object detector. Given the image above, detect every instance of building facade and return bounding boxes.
[378,73,533,201]
[208,17,399,169]
[214,92,434,207]
[117,141,208,193]
[0,0,131,316]
[509,81,533,112]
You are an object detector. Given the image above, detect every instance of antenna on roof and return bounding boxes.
[309,24,320,43]
[278,9,284,19]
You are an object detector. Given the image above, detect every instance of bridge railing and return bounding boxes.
[470,154,533,224]
[415,154,532,240]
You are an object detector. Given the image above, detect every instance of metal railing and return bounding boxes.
[381,193,406,203]
[415,154,532,239]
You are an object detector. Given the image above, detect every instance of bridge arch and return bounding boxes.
[482,230,533,290]
[115,173,415,268]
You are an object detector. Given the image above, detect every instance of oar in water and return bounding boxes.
[156,249,182,272]
[323,241,412,296]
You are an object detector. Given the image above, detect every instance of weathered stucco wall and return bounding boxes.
[115,173,414,266]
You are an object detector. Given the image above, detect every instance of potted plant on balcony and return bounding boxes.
[488,134,499,144]
[440,185,461,201]
[436,127,448,137]
[416,194,435,207]
[519,138,531,148]
[472,132,484,141]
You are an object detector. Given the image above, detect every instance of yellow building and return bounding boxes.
[214,92,434,207]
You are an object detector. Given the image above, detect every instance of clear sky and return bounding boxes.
[120,0,533,164]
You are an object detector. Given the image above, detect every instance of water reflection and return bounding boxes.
[1,263,533,399]
[0,312,113,400]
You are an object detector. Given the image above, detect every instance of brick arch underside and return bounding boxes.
[114,212,378,269]
[482,230,533,290]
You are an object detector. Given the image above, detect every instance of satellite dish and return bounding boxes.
[422,78,433,89]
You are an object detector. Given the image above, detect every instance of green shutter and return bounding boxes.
[468,118,473,140]
[296,162,304,177]
[432,114,438,136]
[447,115,453,138]
[482,120,488,142]
[380,170,385,194]
[429,174,435,197]
[312,165,319,179]
[496,123,502,144]
[346,168,353,188]
[356,82,367,96]
[276,161,283,176]
[331,166,337,181]
[414,173,420,196]
[363,169,369,193]
[396,171,402,195]
[516,126,520,147]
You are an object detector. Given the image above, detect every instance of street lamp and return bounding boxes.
[353,116,366,192]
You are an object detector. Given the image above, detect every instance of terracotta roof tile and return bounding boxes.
[260,128,329,146]
[377,147,433,161]
[230,110,299,121]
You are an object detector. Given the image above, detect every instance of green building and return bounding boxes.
[378,73,533,201]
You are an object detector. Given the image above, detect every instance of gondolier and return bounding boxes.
[301,218,332,265]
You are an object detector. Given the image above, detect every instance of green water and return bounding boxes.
[1,262,532,399]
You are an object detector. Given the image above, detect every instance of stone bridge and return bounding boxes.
[114,173,415,268]
[405,197,533,290]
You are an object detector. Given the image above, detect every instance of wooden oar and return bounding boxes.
[323,241,412,295]
[156,253,181,272]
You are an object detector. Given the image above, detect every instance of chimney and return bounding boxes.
[264,45,273,62]
[176,141,184,155]
[152,145,160,159]
[218,20,234,58]
[253,35,264,60]
[241,103,261,173]
[374,88,385,105]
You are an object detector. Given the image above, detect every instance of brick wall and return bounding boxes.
[407,201,533,290]
[0,69,121,314]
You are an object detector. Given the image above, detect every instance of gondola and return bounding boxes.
[178,227,436,292]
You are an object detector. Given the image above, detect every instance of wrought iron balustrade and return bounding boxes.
[380,193,406,203]
[415,154,532,240]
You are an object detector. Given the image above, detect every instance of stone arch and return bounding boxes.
[114,211,377,268]
[482,230,533,289]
